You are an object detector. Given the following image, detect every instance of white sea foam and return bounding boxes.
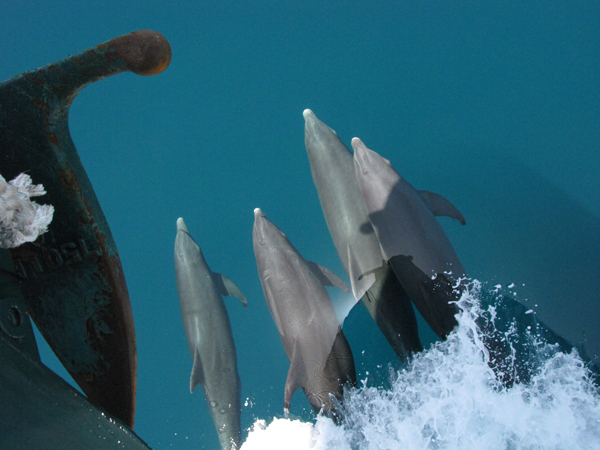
[241,281,600,449]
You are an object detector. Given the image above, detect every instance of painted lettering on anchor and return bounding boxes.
[13,239,102,278]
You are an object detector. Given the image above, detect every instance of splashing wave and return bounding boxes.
[242,281,600,450]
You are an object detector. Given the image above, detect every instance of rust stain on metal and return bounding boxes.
[33,99,49,111]
[44,131,58,146]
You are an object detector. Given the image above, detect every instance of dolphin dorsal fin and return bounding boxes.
[306,261,350,294]
[418,190,466,225]
[347,243,376,300]
[190,349,204,393]
[214,273,248,307]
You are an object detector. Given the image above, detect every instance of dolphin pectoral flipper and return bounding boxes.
[283,365,303,410]
[306,261,351,294]
[190,349,205,394]
[357,263,388,281]
[214,273,248,307]
[263,279,285,337]
[347,244,376,300]
[418,190,466,225]
[283,352,306,409]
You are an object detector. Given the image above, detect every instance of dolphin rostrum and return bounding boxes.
[352,138,466,339]
[303,109,422,361]
[252,208,356,414]
[174,218,246,450]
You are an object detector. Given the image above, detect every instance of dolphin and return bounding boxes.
[352,138,466,339]
[349,140,598,385]
[303,109,422,361]
[174,218,246,450]
[252,208,356,414]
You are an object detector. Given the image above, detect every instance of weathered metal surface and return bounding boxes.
[0,331,153,450]
[0,249,40,362]
[0,30,171,428]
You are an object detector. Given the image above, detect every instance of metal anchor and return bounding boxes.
[0,29,171,431]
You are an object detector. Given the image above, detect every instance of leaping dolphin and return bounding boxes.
[174,218,246,450]
[303,109,422,361]
[252,208,356,414]
[352,138,466,339]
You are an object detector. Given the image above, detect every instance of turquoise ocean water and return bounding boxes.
[2,2,600,448]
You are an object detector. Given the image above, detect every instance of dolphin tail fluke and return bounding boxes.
[306,261,350,294]
[215,273,248,307]
[190,349,205,393]
[418,190,466,225]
